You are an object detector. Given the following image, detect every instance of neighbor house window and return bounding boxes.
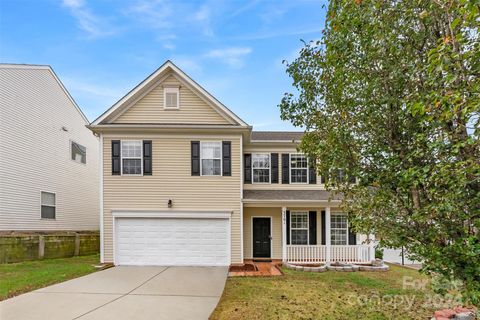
[290,153,308,183]
[331,214,348,245]
[71,141,86,164]
[164,87,179,109]
[121,140,142,175]
[201,142,221,176]
[252,153,270,183]
[290,212,308,245]
[41,191,56,219]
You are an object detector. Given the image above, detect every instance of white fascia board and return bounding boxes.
[0,64,90,124]
[91,61,248,127]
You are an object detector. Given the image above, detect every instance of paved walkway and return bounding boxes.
[0,266,228,320]
[229,260,283,276]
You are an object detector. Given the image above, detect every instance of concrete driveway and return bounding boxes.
[0,266,228,320]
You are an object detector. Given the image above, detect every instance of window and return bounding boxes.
[290,153,308,183]
[41,191,56,219]
[331,214,348,245]
[201,142,221,176]
[290,212,308,245]
[121,140,142,175]
[164,87,179,109]
[71,141,86,164]
[252,153,270,183]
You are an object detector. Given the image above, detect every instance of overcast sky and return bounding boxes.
[0,0,326,130]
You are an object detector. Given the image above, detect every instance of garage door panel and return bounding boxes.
[115,217,229,266]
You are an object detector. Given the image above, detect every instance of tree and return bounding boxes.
[279,0,480,304]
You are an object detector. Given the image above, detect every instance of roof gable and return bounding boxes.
[0,64,89,124]
[92,61,248,126]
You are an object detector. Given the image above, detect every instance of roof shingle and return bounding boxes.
[250,131,303,141]
[243,190,342,201]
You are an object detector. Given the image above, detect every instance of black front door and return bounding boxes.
[253,218,271,258]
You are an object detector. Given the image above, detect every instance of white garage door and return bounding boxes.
[115,217,230,266]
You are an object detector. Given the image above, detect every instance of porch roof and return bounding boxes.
[243,190,343,202]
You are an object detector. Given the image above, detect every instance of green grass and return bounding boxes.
[0,254,99,300]
[211,265,444,320]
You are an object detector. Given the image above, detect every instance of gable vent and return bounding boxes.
[164,87,179,109]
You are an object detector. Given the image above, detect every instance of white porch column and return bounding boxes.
[325,206,331,265]
[281,206,287,262]
[368,234,376,262]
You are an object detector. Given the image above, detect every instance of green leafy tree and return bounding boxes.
[280,0,480,304]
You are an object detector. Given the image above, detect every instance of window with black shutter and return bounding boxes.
[143,140,152,175]
[191,141,200,176]
[281,153,289,184]
[222,141,231,176]
[121,140,142,175]
[271,153,278,183]
[309,211,317,245]
[244,154,252,183]
[252,153,270,183]
[112,140,121,175]
[348,224,357,245]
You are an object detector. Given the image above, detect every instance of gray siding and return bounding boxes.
[0,65,99,231]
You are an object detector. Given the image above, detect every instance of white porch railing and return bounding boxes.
[286,245,371,264]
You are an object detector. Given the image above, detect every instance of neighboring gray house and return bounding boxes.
[0,64,99,232]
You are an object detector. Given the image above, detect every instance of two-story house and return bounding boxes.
[88,61,374,267]
[0,64,99,233]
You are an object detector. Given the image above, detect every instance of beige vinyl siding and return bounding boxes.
[102,133,242,264]
[113,75,232,125]
[243,207,341,259]
[0,66,99,231]
[244,146,324,190]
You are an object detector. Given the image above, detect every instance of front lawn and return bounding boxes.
[211,264,451,320]
[0,254,99,300]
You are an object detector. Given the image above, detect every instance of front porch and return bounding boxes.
[242,202,375,265]
[282,207,375,264]
[286,244,371,264]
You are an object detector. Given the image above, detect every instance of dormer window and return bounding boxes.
[164,87,179,109]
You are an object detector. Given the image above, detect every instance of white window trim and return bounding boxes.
[289,153,309,184]
[252,153,271,184]
[163,87,180,110]
[40,191,56,220]
[70,139,86,165]
[200,141,222,176]
[121,140,143,176]
[331,213,348,246]
[290,211,309,245]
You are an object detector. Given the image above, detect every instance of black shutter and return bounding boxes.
[309,211,317,245]
[281,154,289,184]
[321,175,326,184]
[309,162,317,184]
[321,210,326,245]
[222,141,231,176]
[112,140,121,175]
[143,140,152,175]
[271,153,279,183]
[349,224,357,245]
[286,210,290,245]
[191,141,200,176]
[244,154,252,184]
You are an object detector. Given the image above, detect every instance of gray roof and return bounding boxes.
[251,131,304,141]
[243,190,343,201]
